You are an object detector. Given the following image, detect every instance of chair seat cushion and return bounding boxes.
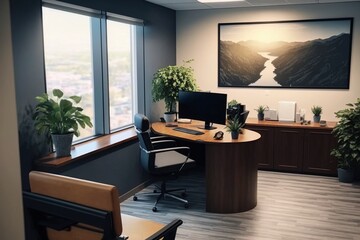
[154,151,195,168]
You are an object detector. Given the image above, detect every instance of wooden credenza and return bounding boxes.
[246,118,338,176]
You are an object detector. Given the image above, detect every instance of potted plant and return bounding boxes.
[228,99,238,109]
[331,98,360,183]
[227,100,246,121]
[152,60,198,122]
[311,105,323,123]
[225,116,244,139]
[254,105,268,121]
[33,89,93,157]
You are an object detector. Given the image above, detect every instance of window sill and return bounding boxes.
[36,127,137,168]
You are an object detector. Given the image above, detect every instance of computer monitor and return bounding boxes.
[178,91,227,130]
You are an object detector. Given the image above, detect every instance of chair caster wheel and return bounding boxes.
[181,192,187,197]
[184,203,189,209]
[152,207,157,212]
[133,196,138,201]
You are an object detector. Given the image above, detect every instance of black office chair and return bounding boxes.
[133,113,195,212]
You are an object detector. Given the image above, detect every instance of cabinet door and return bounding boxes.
[274,128,304,172]
[303,129,337,176]
[246,126,274,169]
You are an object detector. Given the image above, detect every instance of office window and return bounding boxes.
[42,4,143,142]
[42,7,95,140]
[107,20,135,131]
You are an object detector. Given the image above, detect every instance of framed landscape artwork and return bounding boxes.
[218,18,353,89]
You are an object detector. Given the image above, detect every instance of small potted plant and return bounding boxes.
[152,60,198,122]
[331,98,360,182]
[225,116,244,139]
[254,105,268,121]
[311,105,323,123]
[33,89,93,157]
[227,99,241,120]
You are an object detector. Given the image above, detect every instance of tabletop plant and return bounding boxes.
[228,99,239,109]
[33,89,93,157]
[152,60,198,114]
[311,105,323,123]
[254,105,268,121]
[331,98,360,182]
[225,116,244,139]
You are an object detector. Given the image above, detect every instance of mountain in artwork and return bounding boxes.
[219,33,351,88]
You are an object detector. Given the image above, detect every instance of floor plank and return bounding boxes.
[121,168,360,239]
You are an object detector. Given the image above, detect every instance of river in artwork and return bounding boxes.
[249,52,281,87]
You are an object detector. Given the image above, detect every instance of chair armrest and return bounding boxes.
[150,135,169,141]
[152,140,177,149]
[145,219,183,240]
[149,146,190,155]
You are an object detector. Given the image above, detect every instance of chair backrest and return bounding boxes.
[134,113,154,151]
[29,171,122,238]
[134,114,158,172]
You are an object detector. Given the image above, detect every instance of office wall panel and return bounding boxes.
[177,2,360,121]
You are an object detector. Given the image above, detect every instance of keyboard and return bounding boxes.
[173,127,204,135]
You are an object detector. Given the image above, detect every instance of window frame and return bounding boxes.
[41,1,145,143]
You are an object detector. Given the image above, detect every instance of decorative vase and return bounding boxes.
[313,115,321,123]
[51,133,74,157]
[257,113,264,121]
[231,131,239,139]
[337,168,354,183]
[164,112,176,123]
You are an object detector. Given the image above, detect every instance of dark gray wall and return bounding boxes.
[10,0,175,187]
[9,0,175,238]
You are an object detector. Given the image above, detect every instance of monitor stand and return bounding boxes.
[199,121,217,130]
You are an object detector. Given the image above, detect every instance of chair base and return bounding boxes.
[133,181,189,212]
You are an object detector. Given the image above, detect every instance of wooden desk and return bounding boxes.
[151,121,261,213]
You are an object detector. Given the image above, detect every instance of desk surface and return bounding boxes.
[151,121,260,144]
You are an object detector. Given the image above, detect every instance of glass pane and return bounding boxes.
[107,20,134,130]
[42,7,95,141]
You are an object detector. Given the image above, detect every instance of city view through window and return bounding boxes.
[42,7,136,142]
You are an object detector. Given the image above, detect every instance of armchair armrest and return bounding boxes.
[145,218,183,240]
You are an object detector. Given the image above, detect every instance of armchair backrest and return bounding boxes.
[29,171,122,238]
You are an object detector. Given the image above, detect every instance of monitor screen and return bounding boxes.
[178,91,227,130]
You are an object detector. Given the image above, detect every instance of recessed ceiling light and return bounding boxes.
[198,0,245,2]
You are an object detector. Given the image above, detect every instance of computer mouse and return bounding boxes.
[213,131,224,140]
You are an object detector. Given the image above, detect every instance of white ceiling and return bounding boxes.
[145,0,360,10]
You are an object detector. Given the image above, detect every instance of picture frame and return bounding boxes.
[218,18,353,89]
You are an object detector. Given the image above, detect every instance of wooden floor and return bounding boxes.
[121,168,360,239]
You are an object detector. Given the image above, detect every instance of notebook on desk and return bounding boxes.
[165,122,178,127]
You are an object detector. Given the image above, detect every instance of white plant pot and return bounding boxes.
[164,112,176,123]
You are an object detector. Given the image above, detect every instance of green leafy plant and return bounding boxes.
[152,60,198,113]
[331,98,360,169]
[33,89,93,137]
[225,116,244,134]
[254,105,269,114]
[228,99,239,109]
[311,105,323,116]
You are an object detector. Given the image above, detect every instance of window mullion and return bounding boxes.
[91,15,109,135]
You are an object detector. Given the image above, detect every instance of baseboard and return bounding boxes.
[119,179,154,203]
